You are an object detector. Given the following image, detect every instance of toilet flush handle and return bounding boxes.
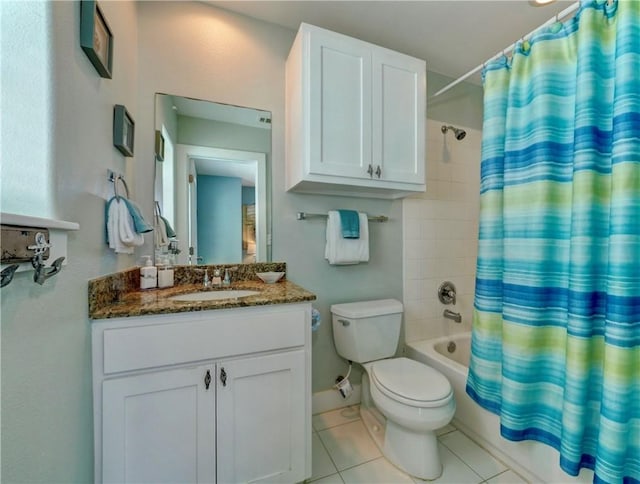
[337,319,350,326]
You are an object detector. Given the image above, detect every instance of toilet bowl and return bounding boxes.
[331,300,456,480]
[365,358,456,479]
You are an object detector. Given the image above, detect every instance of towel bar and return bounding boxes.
[296,212,389,223]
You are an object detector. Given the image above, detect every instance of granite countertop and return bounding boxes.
[89,263,316,320]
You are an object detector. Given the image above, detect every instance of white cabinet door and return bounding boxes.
[372,48,425,184]
[308,28,372,179]
[216,350,307,484]
[102,365,215,484]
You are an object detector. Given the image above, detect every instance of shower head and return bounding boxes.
[441,125,466,141]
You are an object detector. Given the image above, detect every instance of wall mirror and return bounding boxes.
[154,93,272,265]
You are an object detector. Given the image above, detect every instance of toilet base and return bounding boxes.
[360,406,443,481]
[383,419,442,480]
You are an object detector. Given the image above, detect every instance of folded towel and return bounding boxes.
[154,214,169,248]
[325,211,369,265]
[160,215,176,238]
[106,198,145,254]
[338,210,360,239]
[105,197,153,235]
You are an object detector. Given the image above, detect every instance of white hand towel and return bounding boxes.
[107,199,144,254]
[117,200,144,247]
[325,211,369,265]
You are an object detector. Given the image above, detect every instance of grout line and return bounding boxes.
[439,431,485,481]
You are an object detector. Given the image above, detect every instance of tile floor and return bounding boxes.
[308,406,528,484]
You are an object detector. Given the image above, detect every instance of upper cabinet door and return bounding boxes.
[286,23,426,199]
[372,49,426,184]
[308,28,372,179]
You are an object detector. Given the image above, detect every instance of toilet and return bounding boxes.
[331,299,455,480]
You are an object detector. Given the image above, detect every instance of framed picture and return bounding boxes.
[113,105,135,157]
[80,1,113,79]
[155,130,165,161]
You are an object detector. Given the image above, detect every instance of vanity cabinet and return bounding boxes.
[286,23,426,199]
[92,303,312,484]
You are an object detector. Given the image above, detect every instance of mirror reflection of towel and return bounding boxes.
[325,211,369,265]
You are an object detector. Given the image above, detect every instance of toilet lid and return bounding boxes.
[371,358,452,405]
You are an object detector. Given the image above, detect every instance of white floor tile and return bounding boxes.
[309,473,345,484]
[341,457,414,484]
[439,431,507,479]
[484,470,528,484]
[317,420,381,471]
[412,444,483,484]
[313,406,361,431]
[436,423,456,437]
[311,433,338,481]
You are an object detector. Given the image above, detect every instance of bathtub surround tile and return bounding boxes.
[439,431,507,480]
[484,470,527,483]
[311,433,339,481]
[317,420,381,471]
[312,406,360,431]
[341,457,414,484]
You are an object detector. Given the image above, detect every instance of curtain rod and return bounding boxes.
[429,1,580,100]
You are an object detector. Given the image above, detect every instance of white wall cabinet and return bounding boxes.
[286,23,426,199]
[92,303,312,484]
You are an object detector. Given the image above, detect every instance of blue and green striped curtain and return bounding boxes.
[466,1,639,482]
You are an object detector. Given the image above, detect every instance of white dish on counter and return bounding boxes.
[256,272,285,284]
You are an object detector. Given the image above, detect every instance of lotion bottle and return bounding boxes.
[157,257,174,288]
[140,256,157,289]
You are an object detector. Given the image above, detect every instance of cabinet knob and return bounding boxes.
[375,165,382,178]
[204,370,212,390]
[367,164,374,178]
[220,367,227,387]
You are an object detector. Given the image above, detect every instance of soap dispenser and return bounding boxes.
[140,256,157,289]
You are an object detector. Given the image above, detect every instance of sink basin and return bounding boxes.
[168,290,260,302]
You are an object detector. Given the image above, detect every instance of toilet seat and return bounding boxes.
[371,358,453,408]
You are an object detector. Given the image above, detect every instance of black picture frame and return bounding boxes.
[155,130,165,161]
[80,0,113,79]
[113,105,135,157]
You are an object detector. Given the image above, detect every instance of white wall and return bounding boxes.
[403,119,481,342]
[1,2,483,480]
[136,2,405,394]
[1,2,139,482]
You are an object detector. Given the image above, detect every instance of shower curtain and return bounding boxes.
[466,1,639,483]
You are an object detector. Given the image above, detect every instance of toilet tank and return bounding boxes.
[331,299,403,363]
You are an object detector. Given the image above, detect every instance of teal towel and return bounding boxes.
[105,197,154,236]
[338,210,360,239]
[161,215,176,238]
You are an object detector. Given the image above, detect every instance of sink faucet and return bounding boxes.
[222,266,238,286]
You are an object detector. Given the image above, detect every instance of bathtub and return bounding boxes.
[406,333,593,483]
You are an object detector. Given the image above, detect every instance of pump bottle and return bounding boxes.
[140,256,157,289]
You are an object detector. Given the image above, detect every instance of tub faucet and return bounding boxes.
[443,309,462,323]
